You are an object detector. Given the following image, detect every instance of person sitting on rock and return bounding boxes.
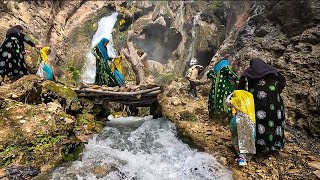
[0,25,40,84]
[226,90,256,166]
[92,38,116,86]
[185,57,204,98]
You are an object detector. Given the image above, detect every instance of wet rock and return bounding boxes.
[5,165,40,180]
[93,165,113,178]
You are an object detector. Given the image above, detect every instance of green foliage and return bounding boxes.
[68,65,81,82]
[113,30,128,50]
[0,145,16,167]
[27,135,66,152]
[210,0,223,12]
[155,73,177,86]
[138,107,150,117]
[180,111,197,121]
[62,143,84,162]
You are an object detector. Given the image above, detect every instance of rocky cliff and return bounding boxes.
[0,0,319,179]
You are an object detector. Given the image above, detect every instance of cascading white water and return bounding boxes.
[186,11,202,64]
[81,13,118,84]
[51,118,232,180]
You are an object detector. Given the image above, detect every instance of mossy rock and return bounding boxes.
[41,81,81,112]
[75,113,105,136]
[155,73,177,86]
[180,111,197,121]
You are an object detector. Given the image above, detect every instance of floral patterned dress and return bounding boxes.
[238,73,286,153]
[207,66,238,120]
[92,45,116,86]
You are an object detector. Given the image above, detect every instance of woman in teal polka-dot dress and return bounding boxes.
[207,59,239,120]
[238,58,286,153]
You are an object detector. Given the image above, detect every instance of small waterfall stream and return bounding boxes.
[186,11,202,64]
[51,118,231,180]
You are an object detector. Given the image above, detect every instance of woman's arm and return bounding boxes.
[20,33,35,47]
[225,66,239,80]
[237,76,247,90]
[206,69,215,79]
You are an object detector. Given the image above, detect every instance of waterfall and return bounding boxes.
[51,118,232,180]
[81,13,118,84]
[186,11,201,65]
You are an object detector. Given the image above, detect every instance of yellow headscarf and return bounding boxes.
[111,56,123,74]
[230,90,256,123]
[37,46,50,64]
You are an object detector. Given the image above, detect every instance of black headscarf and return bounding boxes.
[6,25,23,37]
[243,58,279,79]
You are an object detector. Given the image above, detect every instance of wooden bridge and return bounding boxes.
[73,84,162,115]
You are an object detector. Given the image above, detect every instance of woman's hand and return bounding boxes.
[35,45,42,50]
[25,50,31,55]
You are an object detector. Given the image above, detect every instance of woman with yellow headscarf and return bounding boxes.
[226,90,256,166]
[36,46,53,80]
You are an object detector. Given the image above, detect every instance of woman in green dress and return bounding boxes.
[92,38,116,86]
[207,59,239,120]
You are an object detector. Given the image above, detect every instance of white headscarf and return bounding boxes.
[190,57,197,66]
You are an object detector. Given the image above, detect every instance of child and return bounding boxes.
[36,46,53,80]
[185,57,203,98]
[226,90,256,166]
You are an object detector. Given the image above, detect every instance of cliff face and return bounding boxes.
[0,0,109,79]
[217,1,320,137]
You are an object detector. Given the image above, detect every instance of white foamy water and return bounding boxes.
[51,118,232,180]
[81,13,118,84]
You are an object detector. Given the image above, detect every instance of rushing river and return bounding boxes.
[51,117,232,180]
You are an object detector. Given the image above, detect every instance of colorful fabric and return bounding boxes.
[227,90,256,155]
[238,73,286,153]
[92,45,116,86]
[36,61,53,80]
[114,69,125,86]
[230,90,256,124]
[207,64,238,120]
[37,46,50,64]
[0,34,29,77]
[243,58,279,79]
[214,59,229,74]
[229,111,256,155]
[111,56,123,74]
[97,38,109,62]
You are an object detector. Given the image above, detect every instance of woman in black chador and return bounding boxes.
[0,25,37,79]
[238,58,286,153]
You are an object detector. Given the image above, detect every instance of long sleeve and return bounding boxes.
[225,66,239,80]
[237,76,247,90]
[277,73,286,93]
[20,33,35,47]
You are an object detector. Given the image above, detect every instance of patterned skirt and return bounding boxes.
[0,37,28,77]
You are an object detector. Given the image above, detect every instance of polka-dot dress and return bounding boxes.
[207,66,238,120]
[0,34,29,78]
[239,73,286,153]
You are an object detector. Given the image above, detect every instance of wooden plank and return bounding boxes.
[75,86,160,96]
